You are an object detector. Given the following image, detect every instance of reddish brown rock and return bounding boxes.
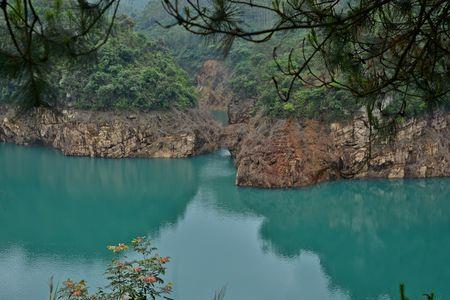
[226,112,450,188]
[196,60,231,110]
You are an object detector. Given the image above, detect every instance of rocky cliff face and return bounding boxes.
[224,112,450,188]
[196,60,231,110]
[196,59,256,125]
[0,107,220,158]
[197,60,450,188]
[1,105,448,187]
[2,57,449,188]
[334,114,449,180]
[228,97,255,125]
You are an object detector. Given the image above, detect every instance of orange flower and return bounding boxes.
[72,290,82,297]
[134,267,142,273]
[107,243,129,253]
[132,237,143,246]
[144,276,157,283]
[160,257,170,264]
[63,280,74,288]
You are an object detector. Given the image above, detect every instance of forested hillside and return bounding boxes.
[61,16,196,110]
[1,0,448,120]
[132,0,449,122]
[0,1,196,111]
[131,0,357,120]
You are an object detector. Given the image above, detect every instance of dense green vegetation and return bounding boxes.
[134,0,220,75]
[225,37,450,121]
[162,0,450,125]
[132,1,360,121]
[60,17,196,110]
[0,0,123,108]
[225,39,361,121]
[132,1,449,122]
[1,0,448,121]
[0,8,196,109]
[0,0,196,111]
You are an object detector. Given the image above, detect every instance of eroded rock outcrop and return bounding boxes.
[228,96,255,125]
[196,59,257,125]
[336,113,450,180]
[224,112,450,188]
[196,60,231,110]
[0,107,220,158]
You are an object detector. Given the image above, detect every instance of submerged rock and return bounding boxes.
[0,107,220,158]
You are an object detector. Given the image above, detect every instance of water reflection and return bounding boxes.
[0,143,198,256]
[204,162,450,299]
[1,144,449,300]
[156,200,351,300]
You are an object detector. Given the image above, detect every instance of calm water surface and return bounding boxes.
[0,143,449,300]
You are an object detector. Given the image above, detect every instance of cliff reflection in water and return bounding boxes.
[0,143,198,257]
[1,144,450,300]
[208,175,450,299]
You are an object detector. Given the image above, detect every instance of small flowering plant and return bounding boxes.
[57,237,173,300]
[58,279,89,299]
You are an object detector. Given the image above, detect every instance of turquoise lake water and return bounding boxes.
[0,143,449,300]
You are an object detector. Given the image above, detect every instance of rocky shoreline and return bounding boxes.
[1,58,449,188]
[199,60,450,188]
[223,112,450,188]
[1,105,449,188]
[0,107,220,158]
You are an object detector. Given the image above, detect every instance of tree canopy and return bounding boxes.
[60,16,197,110]
[0,0,121,109]
[1,0,198,111]
[2,0,449,124]
[162,0,450,123]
